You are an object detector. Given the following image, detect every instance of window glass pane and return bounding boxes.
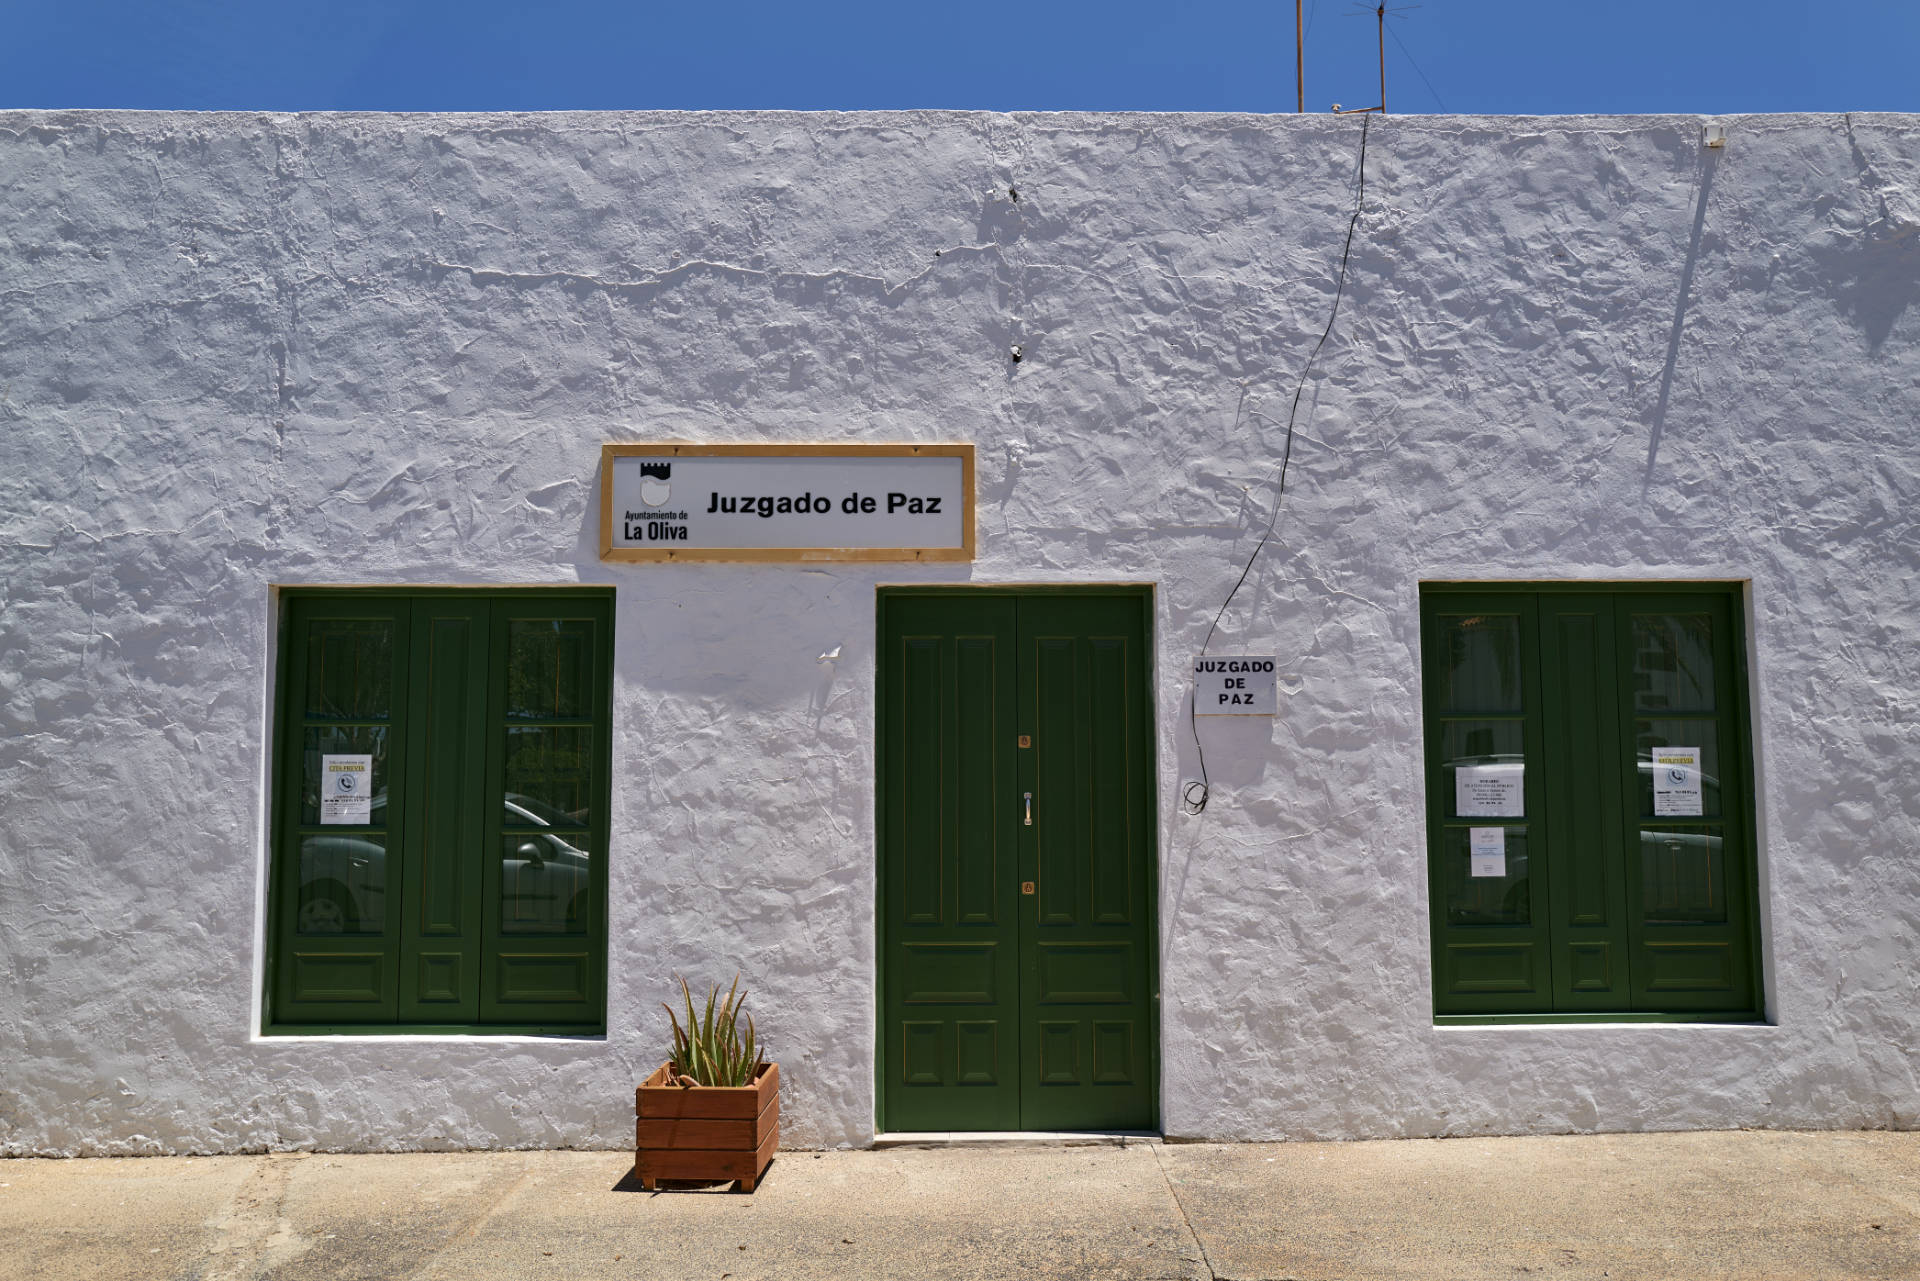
[1436,614,1523,714]
[1639,827,1727,924]
[1631,613,1715,712]
[304,619,394,719]
[503,726,593,822]
[1634,720,1722,818]
[296,832,387,934]
[1444,825,1530,925]
[506,619,594,719]
[1440,719,1523,763]
[500,832,592,933]
[300,726,391,825]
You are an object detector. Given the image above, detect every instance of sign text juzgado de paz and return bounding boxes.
[1193,656,1278,715]
[620,489,945,539]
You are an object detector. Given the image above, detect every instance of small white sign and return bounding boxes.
[1193,656,1277,715]
[321,754,373,825]
[1456,762,1524,817]
[1469,827,1507,879]
[1651,746,1704,817]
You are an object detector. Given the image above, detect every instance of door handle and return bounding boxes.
[1023,792,1033,826]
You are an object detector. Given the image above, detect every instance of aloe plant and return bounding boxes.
[662,974,761,1087]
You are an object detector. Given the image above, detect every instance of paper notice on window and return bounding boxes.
[1469,827,1507,878]
[1456,762,1524,817]
[1651,746,1703,817]
[321,754,373,824]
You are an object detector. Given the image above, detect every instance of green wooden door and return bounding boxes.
[1423,585,1760,1018]
[879,589,1156,1132]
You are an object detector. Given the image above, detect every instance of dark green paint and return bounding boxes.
[266,588,612,1034]
[1421,583,1762,1020]
[878,587,1157,1133]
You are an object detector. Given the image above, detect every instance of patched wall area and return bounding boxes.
[0,110,1915,1154]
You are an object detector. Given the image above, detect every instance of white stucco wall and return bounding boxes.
[1,109,1916,1155]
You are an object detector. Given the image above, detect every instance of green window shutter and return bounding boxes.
[1422,593,1553,1014]
[1538,595,1632,1011]
[396,597,489,1023]
[272,595,410,1023]
[267,589,611,1034]
[479,595,611,1026]
[1421,584,1761,1021]
[1614,592,1758,1014]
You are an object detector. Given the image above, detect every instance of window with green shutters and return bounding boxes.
[265,588,613,1033]
[1420,583,1764,1022]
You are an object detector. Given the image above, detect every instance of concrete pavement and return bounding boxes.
[3,1130,1916,1280]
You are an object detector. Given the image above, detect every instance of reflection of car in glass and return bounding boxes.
[298,793,391,934]
[298,794,591,934]
[500,795,593,933]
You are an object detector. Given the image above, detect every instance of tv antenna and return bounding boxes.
[1331,2,1420,115]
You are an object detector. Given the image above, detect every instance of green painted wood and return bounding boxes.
[272,596,410,1024]
[479,596,612,1026]
[397,599,488,1022]
[268,588,610,1033]
[878,589,1155,1133]
[1421,583,1760,1019]
[879,593,1020,1131]
[1015,595,1155,1131]
[1616,592,1757,1014]
[1422,592,1553,1014]
[1540,596,1632,1011]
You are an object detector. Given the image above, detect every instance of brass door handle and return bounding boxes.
[1023,792,1033,826]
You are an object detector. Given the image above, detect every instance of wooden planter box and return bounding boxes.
[635,1061,779,1192]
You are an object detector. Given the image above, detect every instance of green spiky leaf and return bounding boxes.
[661,973,761,1087]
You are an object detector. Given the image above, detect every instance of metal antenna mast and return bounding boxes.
[1296,0,1305,113]
[1332,2,1418,115]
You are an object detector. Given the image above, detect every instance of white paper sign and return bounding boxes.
[1469,827,1507,878]
[605,446,970,560]
[1651,746,1704,817]
[1193,656,1277,715]
[1456,762,1524,817]
[321,754,373,825]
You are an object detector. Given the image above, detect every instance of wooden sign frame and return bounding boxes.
[599,442,975,563]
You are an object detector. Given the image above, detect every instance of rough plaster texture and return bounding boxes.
[0,109,1915,1155]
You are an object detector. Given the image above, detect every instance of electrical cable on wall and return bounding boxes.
[1184,113,1372,815]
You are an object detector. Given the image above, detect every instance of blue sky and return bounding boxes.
[8,0,1918,115]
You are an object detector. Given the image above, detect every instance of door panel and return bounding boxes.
[1016,595,1154,1130]
[881,590,1156,1132]
[879,595,1020,1131]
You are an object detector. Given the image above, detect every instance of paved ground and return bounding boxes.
[3,1130,1916,1280]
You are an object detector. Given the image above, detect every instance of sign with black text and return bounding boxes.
[1193,655,1277,715]
[601,443,973,562]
